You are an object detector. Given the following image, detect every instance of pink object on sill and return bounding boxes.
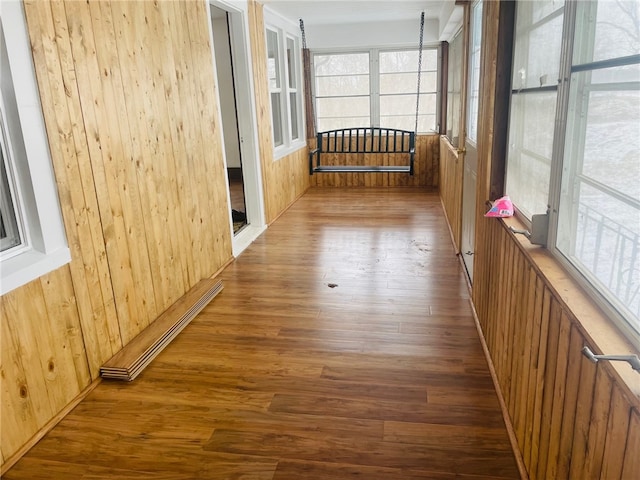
[485,195,514,218]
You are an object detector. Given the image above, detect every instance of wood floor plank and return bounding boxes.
[383,421,514,450]
[273,459,513,480]
[206,428,518,478]
[5,188,518,479]
[268,393,506,427]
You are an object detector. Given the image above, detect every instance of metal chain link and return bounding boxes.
[299,19,307,50]
[415,12,425,134]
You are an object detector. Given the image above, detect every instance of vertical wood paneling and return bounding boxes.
[581,368,614,478]
[469,2,639,478]
[438,136,463,250]
[247,0,310,224]
[523,280,549,469]
[621,410,640,479]
[0,267,89,458]
[599,386,632,479]
[23,0,122,376]
[311,135,439,188]
[568,350,598,479]
[542,312,572,480]
[65,0,154,344]
[555,325,583,479]
[471,219,639,480]
[514,268,537,449]
[2,0,234,469]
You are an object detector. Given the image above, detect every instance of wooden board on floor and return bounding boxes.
[100,279,223,381]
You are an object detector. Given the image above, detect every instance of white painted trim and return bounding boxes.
[0,1,71,295]
[232,223,267,258]
[207,0,266,254]
[273,138,307,160]
[264,8,305,160]
[263,5,299,31]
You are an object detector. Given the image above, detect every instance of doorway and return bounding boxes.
[211,6,246,234]
[208,1,266,255]
[460,0,483,283]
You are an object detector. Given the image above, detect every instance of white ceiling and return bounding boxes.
[261,0,449,26]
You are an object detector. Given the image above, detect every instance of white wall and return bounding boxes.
[438,2,464,42]
[212,14,242,169]
[305,18,440,50]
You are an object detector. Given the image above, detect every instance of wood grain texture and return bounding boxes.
[101,279,224,381]
[4,188,519,479]
[471,3,639,478]
[248,0,310,224]
[438,136,463,251]
[2,0,233,469]
[312,134,439,188]
[472,217,640,480]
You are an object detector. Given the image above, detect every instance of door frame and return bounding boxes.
[207,0,266,257]
[460,0,483,284]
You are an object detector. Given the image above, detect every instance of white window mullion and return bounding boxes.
[547,0,577,251]
[279,29,290,146]
[370,49,379,128]
[285,34,299,142]
[0,103,26,257]
[264,9,305,158]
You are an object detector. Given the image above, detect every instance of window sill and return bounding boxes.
[500,215,640,399]
[273,139,307,161]
[1,246,71,295]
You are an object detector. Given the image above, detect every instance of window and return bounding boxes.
[314,52,370,131]
[266,28,283,147]
[265,12,304,157]
[0,2,70,295]
[505,0,640,343]
[1,105,23,254]
[446,31,463,146]
[467,1,483,144]
[313,47,439,133]
[505,0,565,220]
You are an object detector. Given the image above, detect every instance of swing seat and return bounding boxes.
[309,127,415,175]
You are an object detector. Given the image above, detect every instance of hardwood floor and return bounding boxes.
[5,188,519,479]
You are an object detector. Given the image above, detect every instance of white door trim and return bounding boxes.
[207,0,266,258]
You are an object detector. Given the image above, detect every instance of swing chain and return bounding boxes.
[415,11,425,134]
[299,19,307,50]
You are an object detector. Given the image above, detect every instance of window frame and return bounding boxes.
[264,10,305,160]
[505,1,565,221]
[466,0,483,145]
[312,50,371,131]
[0,99,26,257]
[505,0,640,347]
[0,1,71,296]
[311,45,441,134]
[446,28,463,147]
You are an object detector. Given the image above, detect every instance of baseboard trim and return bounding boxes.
[1,377,102,475]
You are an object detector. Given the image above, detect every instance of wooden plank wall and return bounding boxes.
[247,0,310,224]
[469,2,640,479]
[473,220,640,480]
[438,136,463,251]
[311,134,439,188]
[1,0,233,467]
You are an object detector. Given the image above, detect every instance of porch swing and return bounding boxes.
[306,12,425,175]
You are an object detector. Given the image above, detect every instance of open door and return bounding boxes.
[208,1,266,255]
[211,6,247,234]
[460,0,483,283]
